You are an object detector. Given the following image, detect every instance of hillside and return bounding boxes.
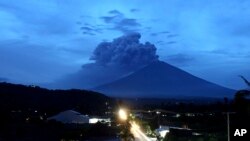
[94,61,235,98]
[0,82,113,115]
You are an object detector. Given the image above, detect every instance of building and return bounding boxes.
[155,125,170,138]
[48,110,111,125]
[89,116,111,124]
[47,110,89,124]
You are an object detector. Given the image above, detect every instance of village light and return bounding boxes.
[118,108,128,121]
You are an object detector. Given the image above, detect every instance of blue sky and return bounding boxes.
[0,0,249,89]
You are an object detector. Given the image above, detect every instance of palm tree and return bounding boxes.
[234,75,250,115]
[239,75,250,88]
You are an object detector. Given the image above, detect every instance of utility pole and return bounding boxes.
[227,112,230,141]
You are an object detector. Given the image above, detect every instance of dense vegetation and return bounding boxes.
[0,82,114,116]
[0,82,116,140]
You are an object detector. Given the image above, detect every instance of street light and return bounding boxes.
[118,108,128,121]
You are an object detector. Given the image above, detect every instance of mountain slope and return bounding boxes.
[94,61,235,98]
[0,82,113,115]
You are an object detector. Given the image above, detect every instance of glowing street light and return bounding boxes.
[118,108,128,121]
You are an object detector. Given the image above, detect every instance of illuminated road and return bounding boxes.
[130,122,156,141]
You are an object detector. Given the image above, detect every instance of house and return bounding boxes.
[89,116,111,124]
[155,125,170,138]
[155,125,193,138]
[47,110,89,124]
[48,110,111,125]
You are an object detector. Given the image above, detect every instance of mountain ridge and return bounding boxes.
[93,60,235,98]
[0,82,113,115]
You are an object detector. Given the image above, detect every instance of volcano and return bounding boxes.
[93,61,235,98]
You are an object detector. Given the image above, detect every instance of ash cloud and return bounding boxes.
[51,33,159,89]
[90,32,159,70]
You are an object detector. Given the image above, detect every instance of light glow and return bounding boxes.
[118,109,128,121]
[130,122,153,141]
[89,118,99,124]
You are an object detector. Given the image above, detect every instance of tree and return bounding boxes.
[234,90,250,115]
[119,121,134,141]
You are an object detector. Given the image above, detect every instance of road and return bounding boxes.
[130,122,156,141]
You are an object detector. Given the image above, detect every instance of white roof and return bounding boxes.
[48,110,89,124]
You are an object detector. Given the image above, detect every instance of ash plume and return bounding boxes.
[90,32,159,70]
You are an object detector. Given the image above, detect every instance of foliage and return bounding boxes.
[0,82,114,116]
[164,132,226,141]
[119,121,134,141]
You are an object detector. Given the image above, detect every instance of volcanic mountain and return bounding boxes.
[93,61,235,98]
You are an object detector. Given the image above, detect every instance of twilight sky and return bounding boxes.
[0,0,249,90]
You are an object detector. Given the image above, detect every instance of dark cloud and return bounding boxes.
[82,32,95,36]
[80,26,93,31]
[166,41,177,44]
[155,40,177,45]
[108,10,123,15]
[150,31,170,36]
[100,16,118,23]
[80,26,102,35]
[100,10,123,23]
[90,32,158,69]
[113,18,141,33]
[150,33,158,36]
[165,54,194,66]
[156,40,164,43]
[100,11,141,33]
[156,41,165,45]
[167,34,179,38]
[130,8,139,13]
[119,18,140,26]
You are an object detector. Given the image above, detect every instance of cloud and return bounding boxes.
[109,10,123,15]
[113,18,141,33]
[155,40,177,45]
[156,40,164,45]
[130,8,139,13]
[100,10,123,23]
[100,10,141,33]
[166,41,177,44]
[80,26,102,35]
[90,32,158,69]
[167,34,178,38]
[100,16,118,23]
[150,31,170,36]
[165,54,194,66]
[118,18,140,27]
